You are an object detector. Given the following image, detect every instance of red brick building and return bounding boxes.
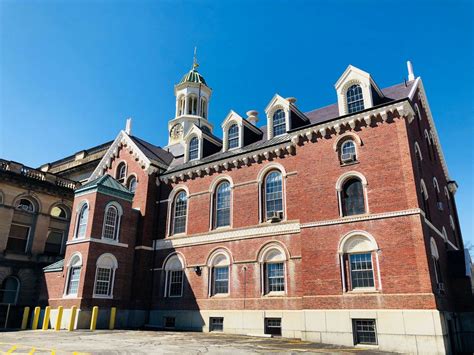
[42,62,473,353]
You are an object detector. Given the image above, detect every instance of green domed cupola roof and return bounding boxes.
[179,67,207,86]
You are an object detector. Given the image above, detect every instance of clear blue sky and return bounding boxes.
[1,0,473,245]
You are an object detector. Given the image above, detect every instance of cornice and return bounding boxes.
[160,100,415,184]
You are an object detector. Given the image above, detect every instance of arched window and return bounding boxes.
[264,171,283,221]
[164,254,185,297]
[341,178,366,216]
[16,198,35,213]
[208,251,230,296]
[414,142,423,175]
[75,203,89,239]
[51,205,67,219]
[272,110,286,137]
[171,191,187,235]
[65,254,82,296]
[433,178,442,211]
[214,181,231,228]
[127,176,137,193]
[102,205,120,241]
[178,96,185,116]
[346,84,364,113]
[0,276,20,305]
[227,124,239,149]
[93,254,118,298]
[424,130,434,161]
[260,246,286,295]
[189,137,199,161]
[430,238,443,290]
[340,140,356,163]
[116,162,127,184]
[338,232,380,292]
[44,231,65,256]
[420,180,430,220]
[200,98,207,119]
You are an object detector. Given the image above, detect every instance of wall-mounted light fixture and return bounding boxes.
[193,266,202,275]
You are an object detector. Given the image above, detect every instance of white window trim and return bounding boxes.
[267,107,289,139]
[336,172,369,218]
[73,200,89,240]
[63,252,83,298]
[92,253,118,299]
[338,230,381,293]
[257,243,288,296]
[163,253,186,298]
[126,174,138,193]
[167,188,189,237]
[206,249,232,297]
[257,163,287,223]
[8,222,31,254]
[116,161,128,183]
[101,201,124,242]
[209,176,233,231]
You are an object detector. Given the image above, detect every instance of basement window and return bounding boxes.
[353,319,377,345]
[264,318,282,337]
[163,316,175,329]
[209,317,224,332]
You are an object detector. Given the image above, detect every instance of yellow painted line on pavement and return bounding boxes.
[28,348,36,354]
[6,345,17,353]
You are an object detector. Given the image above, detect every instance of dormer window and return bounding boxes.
[228,124,239,149]
[346,84,364,113]
[189,137,199,161]
[272,110,286,137]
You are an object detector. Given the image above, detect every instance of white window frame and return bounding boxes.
[258,244,288,296]
[74,201,89,240]
[92,253,118,299]
[209,177,233,230]
[338,231,381,293]
[64,253,83,297]
[7,223,31,254]
[257,164,287,223]
[207,250,231,297]
[336,172,369,218]
[163,254,185,298]
[101,202,123,242]
[116,161,127,184]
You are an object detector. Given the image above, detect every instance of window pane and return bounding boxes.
[342,179,365,216]
[213,266,229,294]
[169,270,183,297]
[0,277,19,304]
[350,253,374,288]
[272,110,286,137]
[173,192,187,234]
[210,317,224,332]
[67,267,81,295]
[17,199,34,213]
[346,85,364,113]
[215,182,231,228]
[189,137,199,160]
[44,231,64,256]
[6,224,29,253]
[265,171,283,219]
[342,141,356,155]
[77,205,89,238]
[353,319,377,345]
[228,124,239,149]
[51,206,67,218]
[266,262,285,292]
[128,177,137,193]
[94,267,112,296]
[103,206,118,240]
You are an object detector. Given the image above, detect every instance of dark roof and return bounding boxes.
[130,136,175,166]
[163,81,414,175]
[44,140,113,168]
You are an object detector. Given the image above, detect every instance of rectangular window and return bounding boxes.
[264,318,282,336]
[353,319,377,345]
[209,317,224,332]
[94,267,113,296]
[67,267,81,295]
[350,253,374,289]
[212,267,229,295]
[164,316,175,329]
[168,270,183,297]
[266,263,285,293]
[6,224,30,253]
[44,230,64,256]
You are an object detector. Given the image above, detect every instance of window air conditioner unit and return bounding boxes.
[437,282,445,293]
[437,202,444,211]
[267,211,283,223]
[341,153,356,163]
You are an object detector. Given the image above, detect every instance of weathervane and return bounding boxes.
[193,46,199,70]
